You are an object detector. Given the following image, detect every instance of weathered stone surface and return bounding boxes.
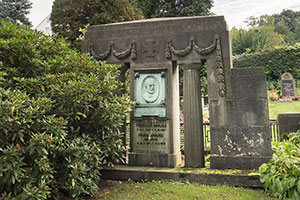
[100,166,263,188]
[128,152,181,167]
[281,72,295,97]
[82,16,229,64]
[182,64,204,167]
[83,17,272,170]
[210,126,272,157]
[128,63,181,168]
[210,67,272,169]
[278,113,300,138]
[210,156,271,170]
[131,119,170,152]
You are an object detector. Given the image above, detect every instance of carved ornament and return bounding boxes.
[215,35,226,97]
[166,38,194,58]
[165,34,226,97]
[89,41,137,61]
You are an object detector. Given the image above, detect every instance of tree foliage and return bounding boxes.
[231,9,300,56]
[0,0,32,26]
[136,0,213,18]
[231,25,284,55]
[50,0,143,49]
[0,21,131,199]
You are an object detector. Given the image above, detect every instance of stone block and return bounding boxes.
[278,113,300,138]
[231,100,269,127]
[210,156,271,170]
[128,152,181,168]
[210,126,272,157]
[231,67,268,99]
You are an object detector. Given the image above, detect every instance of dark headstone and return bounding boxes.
[281,72,295,97]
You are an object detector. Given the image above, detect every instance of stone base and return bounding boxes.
[210,156,271,170]
[100,165,263,188]
[128,152,181,168]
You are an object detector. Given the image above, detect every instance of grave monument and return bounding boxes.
[82,16,272,169]
[281,72,295,97]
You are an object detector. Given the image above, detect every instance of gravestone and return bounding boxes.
[210,67,273,169]
[281,72,295,97]
[278,113,300,139]
[82,16,272,169]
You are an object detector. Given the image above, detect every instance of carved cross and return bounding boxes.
[142,39,159,57]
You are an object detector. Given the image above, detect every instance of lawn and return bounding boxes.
[269,100,300,120]
[95,180,278,200]
[203,97,300,120]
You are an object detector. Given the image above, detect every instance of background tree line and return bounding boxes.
[231,9,300,56]
[231,9,300,90]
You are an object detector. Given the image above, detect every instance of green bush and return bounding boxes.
[259,131,300,199]
[233,44,300,90]
[0,21,131,199]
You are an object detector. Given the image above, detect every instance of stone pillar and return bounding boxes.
[128,63,181,168]
[182,63,205,168]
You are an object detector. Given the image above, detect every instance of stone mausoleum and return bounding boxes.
[82,16,272,170]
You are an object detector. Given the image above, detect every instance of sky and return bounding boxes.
[28,0,300,29]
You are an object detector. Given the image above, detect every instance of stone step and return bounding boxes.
[100,165,263,188]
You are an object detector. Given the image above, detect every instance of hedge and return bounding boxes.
[233,44,300,89]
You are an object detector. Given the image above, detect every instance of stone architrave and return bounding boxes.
[281,72,295,97]
[82,16,272,169]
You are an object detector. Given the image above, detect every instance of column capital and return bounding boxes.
[180,63,202,70]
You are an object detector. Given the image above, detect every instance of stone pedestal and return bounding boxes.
[128,63,181,167]
[182,64,205,168]
[210,67,272,170]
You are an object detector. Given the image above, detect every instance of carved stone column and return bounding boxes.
[182,63,205,168]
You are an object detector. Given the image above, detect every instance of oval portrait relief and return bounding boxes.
[142,76,160,103]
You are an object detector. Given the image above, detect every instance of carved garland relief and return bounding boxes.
[89,41,137,61]
[88,34,225,97]
[165,34,226,97]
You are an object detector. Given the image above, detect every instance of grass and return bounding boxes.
[95,180,278,200]
[202,94,300,120]
[268,88,300,119]
[269,100,300,120]
[178,166,259,176]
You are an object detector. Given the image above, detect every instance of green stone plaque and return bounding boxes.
[134,70,166,118]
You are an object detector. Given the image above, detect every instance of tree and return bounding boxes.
[230,26,284,56]
[0,0,32,25]
[136,0,213,18]
[244,10,300,45]
[50,0,143,49]
[273,9,300,33]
